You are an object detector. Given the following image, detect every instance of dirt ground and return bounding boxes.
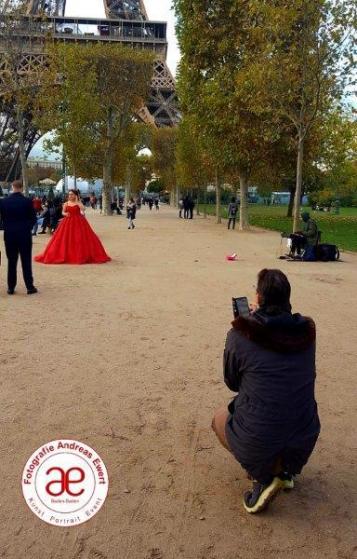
[0,206,356,559]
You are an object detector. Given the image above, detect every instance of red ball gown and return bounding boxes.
[35,205,111,265]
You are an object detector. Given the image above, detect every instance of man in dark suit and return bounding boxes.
[0,180,38,295]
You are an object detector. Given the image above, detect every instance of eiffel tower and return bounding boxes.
[0,0,179,182]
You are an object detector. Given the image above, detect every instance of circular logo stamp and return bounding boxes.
[22,440,109,527]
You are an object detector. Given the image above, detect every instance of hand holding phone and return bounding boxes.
[232,297,250,318]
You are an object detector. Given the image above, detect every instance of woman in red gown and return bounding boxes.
[35,190,111,265]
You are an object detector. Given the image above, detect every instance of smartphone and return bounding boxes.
[232,297,250,318]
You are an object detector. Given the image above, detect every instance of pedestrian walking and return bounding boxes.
[90,193,97,210]
[178,198,184,219]
[228,197,239,230]
[127,197,137,230]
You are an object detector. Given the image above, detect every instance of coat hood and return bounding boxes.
[232,310,316,353]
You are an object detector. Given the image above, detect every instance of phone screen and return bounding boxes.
[232,297,250,318]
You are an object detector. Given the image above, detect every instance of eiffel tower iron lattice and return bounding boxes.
[0,0,179,182]
[104,0,147,20]
[27,0,67,16]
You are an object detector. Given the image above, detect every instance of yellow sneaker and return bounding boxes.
[243,477,284,514]
[279,473,295,490]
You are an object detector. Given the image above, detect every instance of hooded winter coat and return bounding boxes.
[224,309,320,484]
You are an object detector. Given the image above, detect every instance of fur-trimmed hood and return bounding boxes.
[232,310,316,353]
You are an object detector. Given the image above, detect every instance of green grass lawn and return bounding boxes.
[201,205,357,252]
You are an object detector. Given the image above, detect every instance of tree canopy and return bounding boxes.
[174,0,356,228]
[38,43,154,213]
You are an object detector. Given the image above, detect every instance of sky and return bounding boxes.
[65,0,181,75]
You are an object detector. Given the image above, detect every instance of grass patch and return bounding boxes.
[201,205,357,252]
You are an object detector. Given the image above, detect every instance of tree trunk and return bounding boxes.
[16,106,29,195]
[125,184,131,206]
[293,134,304,232]
[62,150,66,197]
[203,188,207,218]
[102,158,113,215]
[170,189,175,206]
[102,107,114,216]
[287,185,296,218]
[215,170,221,224]
[239,173,249,230]
[196,188,200,215]
[125,164,133,207]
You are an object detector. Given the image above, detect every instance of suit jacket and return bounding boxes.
[0,193,37,235]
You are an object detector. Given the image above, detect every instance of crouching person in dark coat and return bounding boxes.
[212,269,320,514]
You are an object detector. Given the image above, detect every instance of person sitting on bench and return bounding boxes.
[289,213,319,260]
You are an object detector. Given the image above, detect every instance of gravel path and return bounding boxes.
[1,205,356,559]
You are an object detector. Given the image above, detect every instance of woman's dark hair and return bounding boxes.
[68,189,80,199]
[257,269,292,314]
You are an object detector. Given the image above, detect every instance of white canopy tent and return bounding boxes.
[56,177,104,195]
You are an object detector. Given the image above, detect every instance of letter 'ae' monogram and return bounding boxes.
[45,467,86,497]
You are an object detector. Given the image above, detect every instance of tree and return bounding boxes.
[175,0,355,231]
[174,0,281,229]
[151,127,178,205]
[117,124,153,201]
[147,178,164,194]
[176,116,215,216]
[94,45,153,214]
[243,0,356,230]
[130,154,153,194]
[0,0,52,192]
[316,109,357,204]
[318,109,357,171]
[35,44,100,189]
[27,164,61,187]
[38,43,154,214]
[252,121,324,217]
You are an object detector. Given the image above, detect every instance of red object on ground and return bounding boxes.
[35,205,111,265]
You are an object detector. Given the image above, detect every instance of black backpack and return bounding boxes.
[316,244,340,262]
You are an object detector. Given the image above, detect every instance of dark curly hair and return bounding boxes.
[257,269,292,314]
